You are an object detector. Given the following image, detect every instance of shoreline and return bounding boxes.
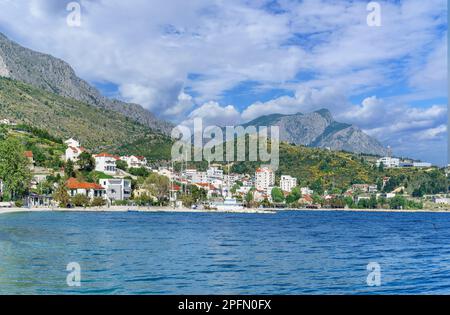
[1,206,450,215]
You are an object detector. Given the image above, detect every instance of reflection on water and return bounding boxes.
[1,211,450,294]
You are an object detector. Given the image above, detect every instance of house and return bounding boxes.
[0,118,16,126]
[99,178,132,201]
[65,146,86,162]
[434,197,450,205]
[280,175,297,192]
[66,178,106,199]
[300,187,313,195]
[192,171,208,184]
[24,151,34,169]
[93,153,118,175]
[25,193,53,207]
[120,155,148,168]
[255,166,275,191]
[64,138,87,162]
[298,194,313,205]
[351,184,378,193]
[253,189,271,203]
[64,138,80,148]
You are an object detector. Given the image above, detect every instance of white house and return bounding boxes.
[192,171,208,184]
[434,197,450,205]
[94,153,118,175]
[64,138,86,162]
[301,187,313,195]
[66,178,106,199]
[207,166,223,180]
[280,175,297,192]
[413,162,432,168]
[255,167,275,191]
[99,178,132,201]
[64,138,80,148]
[377,157,400,168]
[0,118,16,126]
[120,155,148,168]
[65,146,85,162]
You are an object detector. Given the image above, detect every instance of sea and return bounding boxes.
[1,210,450,294]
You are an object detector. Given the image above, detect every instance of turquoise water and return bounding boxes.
[1,211,450,294]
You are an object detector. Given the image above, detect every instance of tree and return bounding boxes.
[389,195,406,210]
[412,186,425,198]
[142,172,170,205]
[245,190,254,207]
[116,160,128,171]
[286,186,301,204]
[53,184,70,208]
[65,159,75,178]
[0,137,31,200]
[77,152,95,172]
[189,185,207,203]
[271,187,285,203]
[344,196,355,208]
[378,162,384,172]
[369,195,378,209]
[129,167,150,177]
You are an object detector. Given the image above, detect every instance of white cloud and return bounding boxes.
[0,0,447,163]
[182,101,242,128]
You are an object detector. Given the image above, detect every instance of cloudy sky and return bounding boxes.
[0,0,447,164]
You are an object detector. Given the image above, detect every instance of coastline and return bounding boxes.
[1,206,450,216]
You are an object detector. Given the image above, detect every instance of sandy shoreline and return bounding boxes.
[1,206,450,215]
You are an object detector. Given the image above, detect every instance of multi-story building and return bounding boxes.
[255,167,275,191]
[192,171,208,184]
[99,178,132,201]
[207,166,223,180]
[376,157,400,168]
[93,153,118,175]
[280,175,297,192]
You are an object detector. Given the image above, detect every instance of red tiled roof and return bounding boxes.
[171,184,181,191]
[24,151,33,158]
[66,178,104,190]
[95,153,119,160]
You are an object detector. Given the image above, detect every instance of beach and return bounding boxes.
[1,206,450,215]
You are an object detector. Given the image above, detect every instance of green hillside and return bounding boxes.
[0,77,173,160]
[231,142,448,194]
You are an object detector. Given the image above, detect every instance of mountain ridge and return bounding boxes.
[243,109,388,156]
[0,32,173,134]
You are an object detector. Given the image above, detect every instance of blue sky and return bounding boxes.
[0,0,447,165]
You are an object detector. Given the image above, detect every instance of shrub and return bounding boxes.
[71,194,90,208]
[15,200,24,208]
[91,197,106,207]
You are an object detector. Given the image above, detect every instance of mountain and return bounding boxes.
[0,32,173,134]
[0,77,173,161]
[243,109,388,156]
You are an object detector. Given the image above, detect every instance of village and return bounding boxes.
[1,133,449,212]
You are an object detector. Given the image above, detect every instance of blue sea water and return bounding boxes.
[1,210,450,294]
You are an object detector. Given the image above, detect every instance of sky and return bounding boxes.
[0,0,447,165]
